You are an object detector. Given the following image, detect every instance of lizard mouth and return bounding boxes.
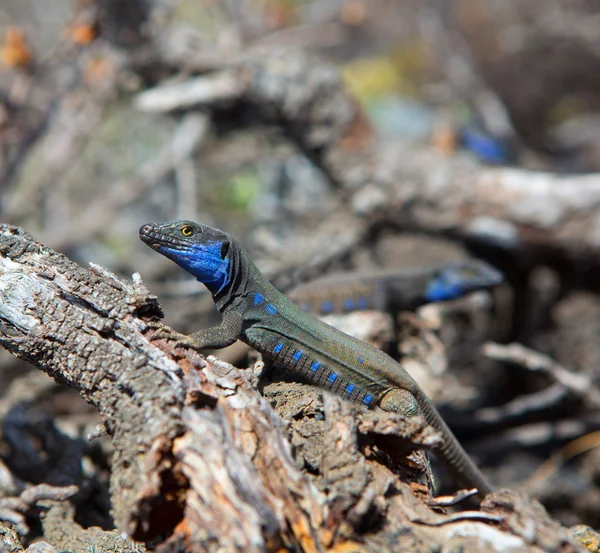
[139,224,174,249]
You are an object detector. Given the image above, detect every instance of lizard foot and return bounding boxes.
[146,321,195,348]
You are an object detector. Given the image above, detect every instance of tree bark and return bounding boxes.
[0,225,583,553]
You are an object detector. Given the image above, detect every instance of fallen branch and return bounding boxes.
[483,342,600,409]
[0,484,78,535]
[137,52,600,259]
[0,225,582,552]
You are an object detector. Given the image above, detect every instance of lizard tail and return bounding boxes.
[412,386,493,498]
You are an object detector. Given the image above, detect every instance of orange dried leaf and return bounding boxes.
[341,1,366,26]
[338,110,373,151]
[0,26,33,69]
[432,125,458,156]
[71,24,97,45]
[264,1,296,29]
[83,56,111,84]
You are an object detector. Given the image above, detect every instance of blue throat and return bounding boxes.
[160,242,231,295]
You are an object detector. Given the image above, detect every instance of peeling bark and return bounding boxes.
[0,225,584,553]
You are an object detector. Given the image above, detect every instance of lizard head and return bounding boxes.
[139,220,232,294]
[424,260,504,302]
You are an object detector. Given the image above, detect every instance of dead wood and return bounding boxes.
[138,51,600,259]
[0,224,584,552]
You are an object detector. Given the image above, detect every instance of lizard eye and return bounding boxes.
[181,225,193,237]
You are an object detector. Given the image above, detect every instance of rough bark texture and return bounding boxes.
[0,225,186,539]
[0,225,585,552]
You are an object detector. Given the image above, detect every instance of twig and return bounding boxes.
[135,72,242,112]
[474,383,569,426]
[483,342,600,409]
[47,112,209,251]
[411,511,505,525]
[0,484,78,535]
[474,416,600,454]
[525,430,600,492]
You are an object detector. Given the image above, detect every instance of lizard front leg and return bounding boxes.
[148,311,244,350]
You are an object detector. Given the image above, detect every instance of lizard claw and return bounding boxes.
[146,321,189,345]
[148,321,197,349]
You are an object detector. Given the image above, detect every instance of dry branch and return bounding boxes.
[0,225,185,542]
[483,342,600,409]
[0,225,584,553]
[0,484,78,536]
[137,51,600,259]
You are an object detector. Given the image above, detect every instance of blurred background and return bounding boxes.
[1,0,600,539]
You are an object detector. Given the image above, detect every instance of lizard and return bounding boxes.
[139,220,494,497]
[287,260,503,315]
[216,258,503,365]
[192,258,504,367]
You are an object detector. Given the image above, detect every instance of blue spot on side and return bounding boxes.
[293,350,303,362]
[363,394,373,405]
[460,126,509,165]
[345,383,355,394]
[253,292,265,305]
[310,361,320,372]
[321,300,333,314]
[343,298,354,311]
[273,342,284,354]
[425,272,464,302]
[328,372,338,383]
[265,304,277,315]
[358,357,365,364]
[356,297,369,310]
